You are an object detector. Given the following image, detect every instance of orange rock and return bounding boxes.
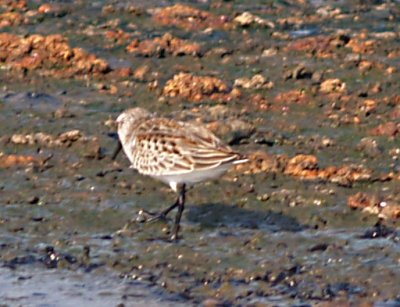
[234,150,283,174]
[133,64,150,80]
[250,94,270,111]
[127,33,201,57]
[358,60,373,71]
[346,38,379,54]
[348,193,400,220]
[380,204,400,219]
[104,29,130,44]
[152,4,231,31]
[38,3,54,14]
[15,54,43,70]
[234,74,273,90]
[391,106,400,120]
[234,11,275,28]
[113,67,132,78]
[334,165,372,182]
[386,66,397,74]
[274,89,310,104]
[0,154,39,168]
[370,122,398,137]
[348,192,379,209]
[0,33,110,77]
[0,12,24,28]
[0,0,27,10]
[10,130,87,147]
[284,154,320,179]
[285,35,348,58]
[320,79,346,93]
[317,166,338,180]
[286,35,332,52]
[359,99,377,114]
[163,72,231,102]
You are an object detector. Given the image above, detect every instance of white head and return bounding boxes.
[116,107,151,144]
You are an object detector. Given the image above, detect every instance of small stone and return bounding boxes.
[234,12,275,28]
[257,194,270,202]
[38,4,54,14]
[133,65,150,81]
[261,47,278,57]
[357,137,383,157]
[285,65,313,80]
[370,122,398,137]
[27,196,39,205]
[234,74,273,89]
[320,78,346,93]
[348,192,380,209]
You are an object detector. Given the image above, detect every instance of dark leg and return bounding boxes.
[144,199,179,223]
[170,184,186,241]
[111,140,122,161]
[115,187,183,235]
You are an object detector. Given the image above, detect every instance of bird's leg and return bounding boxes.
[111,140,122,161]
[144,199,179,223]
[170,184,186,241]
[116,198,178,233]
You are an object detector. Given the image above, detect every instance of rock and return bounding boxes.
[348,192,380,209]
[0,12,25,28]
[380,203,400,220]
[162,72,232,102]
[58,130,82,143]
[286,35,348,57]
[151,4,231,31]
[284,154,319,180]
[226,119,255,145]
[0,33,110,77]
[357,137,383,157]
[27,196,39,205]
[261,47,278,57]
[274,89,310,104]
[234,74,274,89]
[234,150,283,174]
[320,79,346,93]
[346,38,378,54]
[284,64,313,80]
[0,153,40,168]
[10,130,88,147]
[133,65,150,81]
[233,12,275,28]
[370,122,399,137]
[204,105,230,120]
[126,33,201,57]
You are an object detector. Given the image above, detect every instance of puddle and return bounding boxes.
[0,267,185,307]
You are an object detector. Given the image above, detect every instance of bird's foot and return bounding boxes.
[114,219,136,236]
[169,233,179,242]
[137,209,168,224]
[169,225,181,242]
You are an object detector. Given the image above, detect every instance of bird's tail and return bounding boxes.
[232,154,249,165]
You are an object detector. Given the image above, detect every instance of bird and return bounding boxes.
[112,107,248,241]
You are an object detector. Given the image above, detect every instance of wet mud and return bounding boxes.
[0,0,399,306]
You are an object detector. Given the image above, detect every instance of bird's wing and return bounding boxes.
[129,118,242,175]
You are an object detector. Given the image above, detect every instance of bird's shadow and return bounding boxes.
[186,203,305,233]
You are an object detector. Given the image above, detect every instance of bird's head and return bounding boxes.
[115,107,151,132]
[111,108,152,160]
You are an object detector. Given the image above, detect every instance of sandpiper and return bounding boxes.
[112,107,247,240]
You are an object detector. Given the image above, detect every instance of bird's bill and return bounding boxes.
[111,140,122,160]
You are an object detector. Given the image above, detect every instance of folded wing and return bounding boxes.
[129,119,244,176]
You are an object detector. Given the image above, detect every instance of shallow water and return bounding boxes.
[0,267,185,307]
